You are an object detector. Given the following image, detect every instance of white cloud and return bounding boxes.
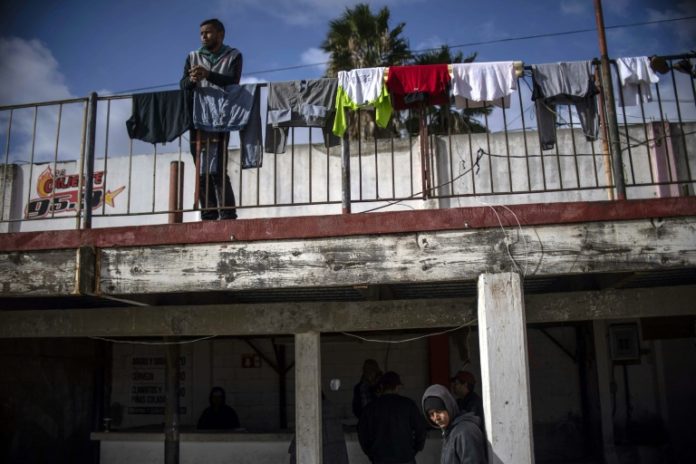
[477,20,508,43]
[240,76,269,84]
[0,37,136,162]
[415,36,445,53]
[300,47,330,73]
[560,0,588,15]
[0,37,73,105]
[646,1,696,49]
[605,0,631,17]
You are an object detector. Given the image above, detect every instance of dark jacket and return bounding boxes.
[358,392,427,464]
[197,387,240,430]
[352,379,379,418]
[456,391,484,423]
[125,90,191,144]
[422,385,486,464]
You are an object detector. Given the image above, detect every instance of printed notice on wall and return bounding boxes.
[127,356,192,416]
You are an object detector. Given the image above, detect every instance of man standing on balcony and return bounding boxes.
[180,18,242,220]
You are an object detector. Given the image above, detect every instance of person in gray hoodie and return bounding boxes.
[421,384,487,464]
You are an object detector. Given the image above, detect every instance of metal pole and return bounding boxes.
[341,110,351,214]
[164,340,180,464]
[594,0,626,200]
[82,92,98,229]
[168,161,184,224]
[594,66,616,200]
[276,343,288,429]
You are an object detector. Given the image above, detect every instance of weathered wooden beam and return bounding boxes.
[0,298,473,338]
[0,286,694,338]
[2,197,695,252]
[0,249,77,296]
[99,217,696,295]
[524,284,696,323]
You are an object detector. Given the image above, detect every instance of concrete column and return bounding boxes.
[592,320,620,464]
[295,332,322,464]
[477,272,534,464]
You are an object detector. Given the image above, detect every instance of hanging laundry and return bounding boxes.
[616,56,659,107]
[451,61,517,109]
[333,67,393,137]
[265,78,340,154]
[386,64,451,110]
[126,90,191,144]
[192,83,263,169]
[532,61,599,151]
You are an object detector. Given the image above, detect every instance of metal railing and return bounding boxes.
[1,53,694,233]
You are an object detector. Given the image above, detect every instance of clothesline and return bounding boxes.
[125,55,676,158]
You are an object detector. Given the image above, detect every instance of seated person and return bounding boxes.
[197,386,240,430]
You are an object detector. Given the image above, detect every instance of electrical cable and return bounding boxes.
[106,15,696,95]
[342,321,476,344]
[89,335,218,345]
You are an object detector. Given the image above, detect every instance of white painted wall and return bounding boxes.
[4,122,692,231]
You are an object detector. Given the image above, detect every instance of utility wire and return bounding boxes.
[108,15,696,95]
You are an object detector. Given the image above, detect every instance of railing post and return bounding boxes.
[82,92,98,229]
[341,110,351,214]
[594,0,626,200]
[168,161,184,224]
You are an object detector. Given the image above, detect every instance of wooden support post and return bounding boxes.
[478,272,534,463]
[295,332,322,464]
[164,340,180,464]
[592,320,620,464]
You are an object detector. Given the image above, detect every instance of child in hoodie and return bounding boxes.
[422,384,487,464]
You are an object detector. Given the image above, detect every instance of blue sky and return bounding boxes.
[1,0,694,104]
[0,0,694,164]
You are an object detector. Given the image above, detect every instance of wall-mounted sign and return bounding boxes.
[25,166,125,219]
[127,356,190,415]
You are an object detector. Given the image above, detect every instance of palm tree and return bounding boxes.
[322,3,412,76]
[322,4,412,140]
[410,46,489,135]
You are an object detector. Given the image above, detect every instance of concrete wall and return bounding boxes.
[3,319,693,463]
[0,338,104,464]
[109,336,430,432]
[3,122,692,231]
[434,122,696,209]
[592,317,696,464]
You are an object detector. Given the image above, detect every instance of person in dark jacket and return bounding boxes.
[358,371,427,464]
[180,18,242,220]
[422,384,486,464]
[197,386,240,430]
[450,370,484,424]
[352,358,382,418]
